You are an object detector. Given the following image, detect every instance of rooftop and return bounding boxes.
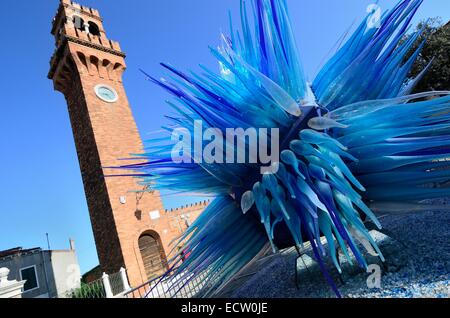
[0,247,42,260]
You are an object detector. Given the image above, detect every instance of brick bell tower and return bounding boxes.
[47,0,184,287]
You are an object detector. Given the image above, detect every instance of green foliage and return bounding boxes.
[67,280,106,299]
[408,19,450,92]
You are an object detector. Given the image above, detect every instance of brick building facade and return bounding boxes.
[48,0,206,288]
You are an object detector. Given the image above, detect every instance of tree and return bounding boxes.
[408,19,450,92]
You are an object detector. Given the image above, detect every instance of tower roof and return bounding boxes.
[48,0,125,81]
[51,0,102,35]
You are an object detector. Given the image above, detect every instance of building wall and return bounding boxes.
[0,249,81,298]
[48,250,81,297]
[0,251,52,298]
[164,200,210,231]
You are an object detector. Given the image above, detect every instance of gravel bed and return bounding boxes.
[226,210,449,298]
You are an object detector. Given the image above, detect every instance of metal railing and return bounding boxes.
[59,268,129,298]
[109,271,126,296]
[124,270,209,299]
[62,277,106,299]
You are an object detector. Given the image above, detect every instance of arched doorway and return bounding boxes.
[138,231,167,280]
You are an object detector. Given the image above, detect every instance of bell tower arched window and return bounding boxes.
[73,16,85,31]
[88,22,101,36]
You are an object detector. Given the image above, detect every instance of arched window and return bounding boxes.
[88,22,101,36]
[138,232,167,280]
[76,52,88,71]
[90,55,100,75]
[73,16,85,31]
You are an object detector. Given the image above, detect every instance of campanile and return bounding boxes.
[47,0,188,287]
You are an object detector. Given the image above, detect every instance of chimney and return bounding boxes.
[69,239,76,251]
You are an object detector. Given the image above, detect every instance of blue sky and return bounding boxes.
[0,0,448,274]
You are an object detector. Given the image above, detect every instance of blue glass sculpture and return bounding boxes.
[120,0,450,297]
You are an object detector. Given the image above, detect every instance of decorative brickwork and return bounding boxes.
[48,0,207,287]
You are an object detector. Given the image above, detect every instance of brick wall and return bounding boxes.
[48,0,209,288]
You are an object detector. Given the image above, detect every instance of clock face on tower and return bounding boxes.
[95,84,119,103]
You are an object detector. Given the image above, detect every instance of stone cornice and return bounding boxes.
[65,35,126,57]
[48,35,126,80]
